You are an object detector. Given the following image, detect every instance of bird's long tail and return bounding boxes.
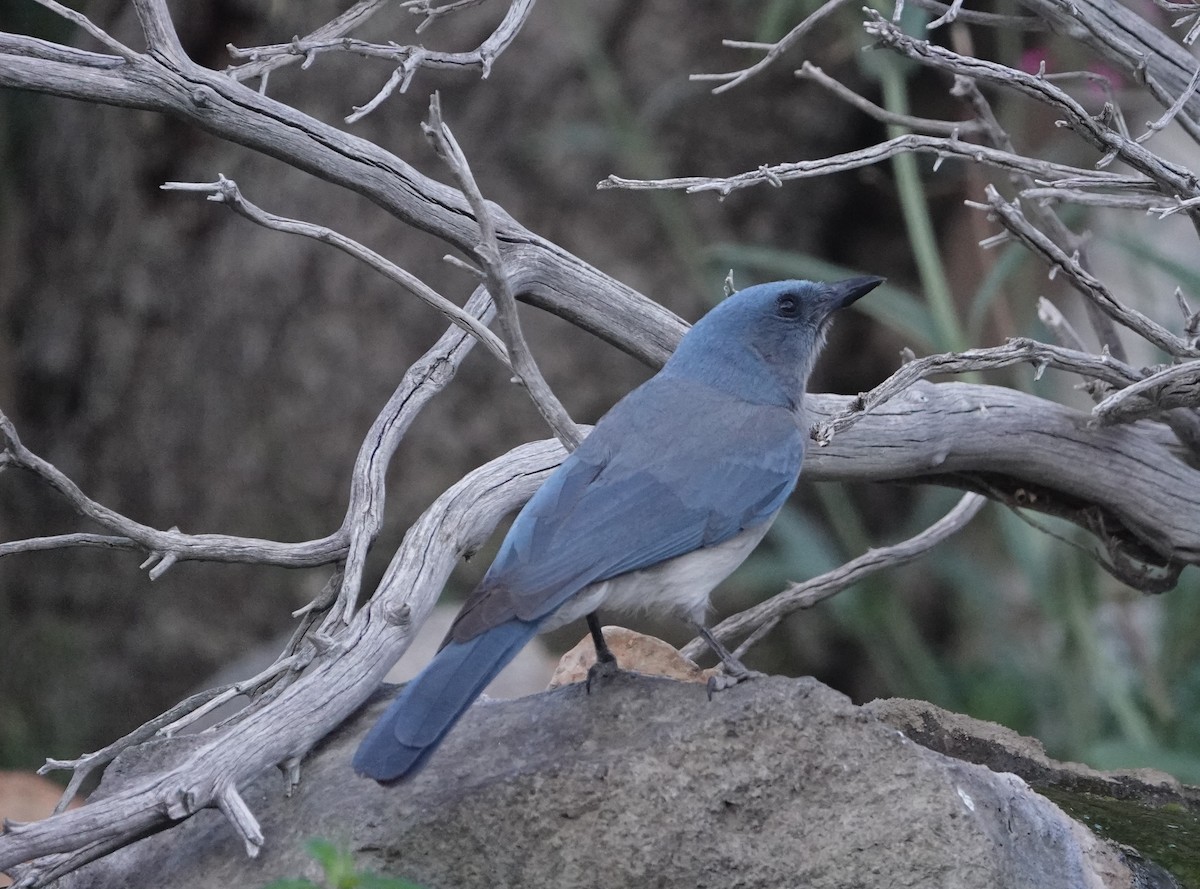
[352,619,541,782]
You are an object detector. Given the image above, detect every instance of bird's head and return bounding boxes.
[663,276,884,408]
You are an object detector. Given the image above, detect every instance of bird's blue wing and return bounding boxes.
[447,378,804,642]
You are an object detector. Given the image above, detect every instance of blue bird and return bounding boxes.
[353,276,883,782]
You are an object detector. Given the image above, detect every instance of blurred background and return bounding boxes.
[2,0,1199,785]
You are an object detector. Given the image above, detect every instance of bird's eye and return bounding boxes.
[776,293,800,318]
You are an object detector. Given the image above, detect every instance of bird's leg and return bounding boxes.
[694,623,766,698]
[585,612,619,692]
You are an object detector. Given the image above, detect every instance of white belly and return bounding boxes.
[540,521,773,632]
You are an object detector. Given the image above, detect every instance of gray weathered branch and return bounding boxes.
[6,377,1200,882]
[0,19,686,369]
[226,0,537,120]
[423,93,583,451]
[599,133,1153,196]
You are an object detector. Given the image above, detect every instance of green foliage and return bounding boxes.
[261,839,423,889]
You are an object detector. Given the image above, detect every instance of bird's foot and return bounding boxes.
[706,661,766,699]
[585,651,620,694]
[694,622,766,700]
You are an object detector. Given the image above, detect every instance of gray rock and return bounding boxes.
[62,676,1135,889]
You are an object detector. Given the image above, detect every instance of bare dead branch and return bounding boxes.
[130,0,188,64]
[680,493,987,662]
[0,431,568,886]
[0,533,139,558]
[405,0,497,33]
[978,185,1197,358]
[424,93,583,451]
[1136,63,1200,145]
[32,0,136,60]
[225,0,392,86]
[690,0,856,94]
[160,175,511,367]
[227,0,536,120]
[945,75,1129,361]
[812,337,1143,445]
[810,382,1200,569]
[797,61,987,137]
[864,12,1200,221]
[0,409,346,570]
[910,0,1047,28]
[0,25,687,370]
[1021,0,1200,118]
[1093,361,1200,423]
[1152,0,1200,43]
[1016,187,1188,212]
[600,134,1152,196]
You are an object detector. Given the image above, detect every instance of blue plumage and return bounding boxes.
[353,277,883,782]
[352,620,539,779]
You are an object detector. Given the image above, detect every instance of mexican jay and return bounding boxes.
[353,276,883,782]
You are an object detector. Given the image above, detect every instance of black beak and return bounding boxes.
[825,275,885,311]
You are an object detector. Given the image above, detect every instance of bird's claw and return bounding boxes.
[706,665,766,700]
[585,655,620,694]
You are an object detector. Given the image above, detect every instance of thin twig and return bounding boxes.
[797,62,986,137]
[0,282,503,635]
[0,533,140,558]
[926,0,966,30]
[690,0,856,94]
[979,185,1197,358]
[863,12,1200,224]
[423,93,583,451]
[1137,63,1200,145]
[227,0,536,119]
[318,285,503,625]
[1016,187,1189,212]
[600,134,1151,196]
[32,0,138,61]
[1093,361,1200,423]
[38,685,240,814]
[1037,297,1090,353]
[948,75,1127,360]
[160,176,511,368]
[680,493,987,661]
[404,0,495,33]
[812,337,1143,445]
[1147,194,1200,219]
[216,787,264,858]
[155,654,309,738]
[911,0,1047,27]
[225,0,392,85]
[0,409,346,571]
[1152,0,1200,44]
